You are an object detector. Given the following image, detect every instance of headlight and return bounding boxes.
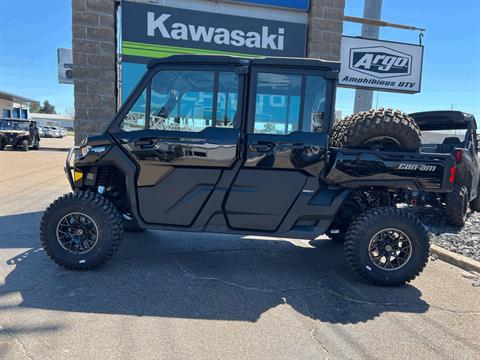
[80,145,91,157]
[80,145,107,158]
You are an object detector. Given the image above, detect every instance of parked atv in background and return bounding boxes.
[40,55,457,286]
[0,119,40,151]
[401,111,479,226]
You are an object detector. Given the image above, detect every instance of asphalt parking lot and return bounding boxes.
[0,137,479,359]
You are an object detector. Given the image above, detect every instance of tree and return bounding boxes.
[39,100,56,114]
[29,102,41,113]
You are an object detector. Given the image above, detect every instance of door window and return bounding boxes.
[216,72,239,128]
[253,72,328,135]
[302,76,327,133]
[120,89,147,131]
[119,69,240,133]
[254,73,301,135]
[150,70,214,131]
[149,70,239,132]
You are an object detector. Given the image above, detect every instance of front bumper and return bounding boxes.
[64,146,80,189]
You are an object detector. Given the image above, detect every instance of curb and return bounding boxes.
[430,244,480,273]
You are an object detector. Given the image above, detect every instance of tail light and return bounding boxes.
[454,149,464,163]
[449,165,456,183]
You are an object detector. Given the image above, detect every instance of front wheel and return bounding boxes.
[344,207,429,286]
[40,192,123,270]
[21,139,29,151]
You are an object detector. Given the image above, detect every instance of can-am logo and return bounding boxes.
[147,12,285,51]
[349,46,412,79]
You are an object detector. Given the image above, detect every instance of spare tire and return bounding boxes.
[331,108,421,152]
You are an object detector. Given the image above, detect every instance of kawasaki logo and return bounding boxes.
[349,46,412,79]
[147,12,285,51]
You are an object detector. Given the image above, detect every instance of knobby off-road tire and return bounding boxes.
[469,182,480,212]
[21,140,29,151]
[331,108,421,152]
[40,191,123,270]
[444,184,468,226]
[344,207,429,286]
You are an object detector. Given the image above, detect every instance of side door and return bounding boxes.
[111,64,244,226]
[224,66,333,231]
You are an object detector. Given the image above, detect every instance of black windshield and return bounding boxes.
[0,120,29,130]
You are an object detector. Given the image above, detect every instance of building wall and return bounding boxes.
[72,0,117,144]
[307,0,345,60]
[72,0,345,144]
[0,99,30,119]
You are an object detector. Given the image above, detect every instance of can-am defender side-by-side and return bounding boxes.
[0,119,40,151]
[40,55,457,286]
[401,111,479,226]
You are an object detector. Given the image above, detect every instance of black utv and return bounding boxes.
[40,55,457,286]
[396,111,480,226]
[0,119,40,151]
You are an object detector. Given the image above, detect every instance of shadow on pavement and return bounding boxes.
[1,211,429,324]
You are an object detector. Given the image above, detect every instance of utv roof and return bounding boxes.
[409,110,477,131]
[147,54,340,71]
[0,118,33,122]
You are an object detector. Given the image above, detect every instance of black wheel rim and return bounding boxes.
[368,228,412,271]
[56,212,98,254]
[362,136,402,151]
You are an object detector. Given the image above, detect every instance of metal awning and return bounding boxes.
[0,91,38,104]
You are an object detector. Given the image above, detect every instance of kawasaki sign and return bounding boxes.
[121,1,307,64]
[339,36,424,93]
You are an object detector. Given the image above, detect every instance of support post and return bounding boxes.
[353,0,383,113]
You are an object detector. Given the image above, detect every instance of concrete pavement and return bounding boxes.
[0,137,479,359]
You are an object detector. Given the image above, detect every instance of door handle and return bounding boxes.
[134,138,156,148]
[252,141,274,153]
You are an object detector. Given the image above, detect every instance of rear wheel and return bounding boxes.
[21,139,29,151]
[333,108,421,152]
[469,184,480,212]
[344,207,429,286]
[0,139,4,151]
[40,192,123,270]
[444,185,468,226]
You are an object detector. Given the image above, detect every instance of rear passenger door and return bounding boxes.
[224,66,333,231]
[112,65,244,226]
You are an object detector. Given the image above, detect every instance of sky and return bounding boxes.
[0,0,479,118]
[339,0,480,119]
[0,0,73,114]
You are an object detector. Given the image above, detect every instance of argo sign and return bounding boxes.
[349,47,412,78]
[339,36,424,93]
